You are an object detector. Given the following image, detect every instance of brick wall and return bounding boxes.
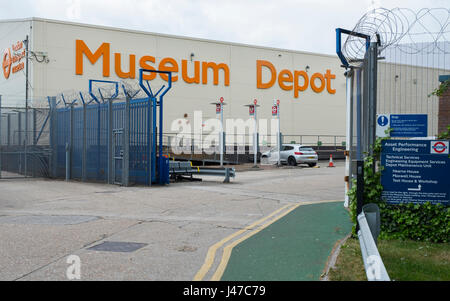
[438,87,450,135]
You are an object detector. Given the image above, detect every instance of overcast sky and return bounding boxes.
[0,0,448,55]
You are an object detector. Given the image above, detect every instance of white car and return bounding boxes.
[261,144,318,167]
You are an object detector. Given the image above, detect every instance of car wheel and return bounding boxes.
[288,156,297,166]
[308,163,317,167]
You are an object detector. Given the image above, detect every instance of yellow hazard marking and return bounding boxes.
[193,203,294,281]
[210,202,302,281]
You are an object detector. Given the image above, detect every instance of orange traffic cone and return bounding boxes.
[328,154,335,167]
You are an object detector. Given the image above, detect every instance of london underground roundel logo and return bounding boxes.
[2,48,12,79]
[431,141,448,154]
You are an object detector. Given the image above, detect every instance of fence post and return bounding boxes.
[49,96,57,178]
[82,103,87,182]
[68,104,74,180]
[32,108,36,177]
[33,108,37,145]
[108,100,113,184]
[123,95,130,187]
[18,111,21,147]
[97,104,101,180]
[65,142,70,181]
[7,113,10,146]
[147,97,156,186]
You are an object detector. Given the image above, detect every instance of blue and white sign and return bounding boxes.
[376,114,390,137]
[381,140,450,205]
[377,115,389,126]
[376,114,428,138]
[390,114,428,137]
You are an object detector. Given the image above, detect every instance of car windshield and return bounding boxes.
[299,147,314,152]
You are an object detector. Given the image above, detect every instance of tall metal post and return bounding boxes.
[67,104,74,181]
[108,99,113,184]
[147,96,152,186]
[220,101,224,167]
[245,100,259,167]
[97,103,101,180]
[345,69,354,208]
[275,100,281,166]
[367,42,378,160]
[123,95,130,186]
[356,68,364,231]
[17,112,21,147]
[212,98,225,167]
[32,108,36,177]
[158,93,165,184]
[33,108,37,145]
[49,96,57,178]
[152,97,157,183]
[356,69,363,162]
[253,104,258,167]
[7,113,10,146]
[24,35,29,177]
[82,103,87,182]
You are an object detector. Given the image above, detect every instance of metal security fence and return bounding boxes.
[51,97,157,185]
[0,97,51,179]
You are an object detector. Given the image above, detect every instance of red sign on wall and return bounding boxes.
[249,105,255,116]
[272,105,278,116]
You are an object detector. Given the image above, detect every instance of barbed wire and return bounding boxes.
[342,7,450,66]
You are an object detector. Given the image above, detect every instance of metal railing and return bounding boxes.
[162,133,346,150]
[357,206,390,281]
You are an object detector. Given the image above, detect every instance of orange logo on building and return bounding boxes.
[75,40,230,86]
[2,41,25,79]
[256,60,336,99]
[2,48,12,79]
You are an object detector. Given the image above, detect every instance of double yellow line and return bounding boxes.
[193,202,302,281]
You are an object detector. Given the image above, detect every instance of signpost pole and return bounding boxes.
[253,102,258,167]
[220,98,224,167]
[24,35,29,178]
[277,100,280,166]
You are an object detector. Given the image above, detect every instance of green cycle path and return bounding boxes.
[220,201,352,281]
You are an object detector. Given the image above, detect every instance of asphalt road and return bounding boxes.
[0,161,347,280]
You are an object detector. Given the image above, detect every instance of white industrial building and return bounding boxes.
[0,17,442,142]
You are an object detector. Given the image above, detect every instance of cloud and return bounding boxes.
[0,0,448,55]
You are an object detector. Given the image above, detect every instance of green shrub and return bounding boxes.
[379,202,449,243]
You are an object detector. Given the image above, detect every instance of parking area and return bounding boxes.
[0,161,347,280]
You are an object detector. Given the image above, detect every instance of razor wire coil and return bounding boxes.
[342,7,450,66]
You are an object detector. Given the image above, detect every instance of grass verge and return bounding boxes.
[328,238,450,281]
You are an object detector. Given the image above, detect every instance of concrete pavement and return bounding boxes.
[0,161,348,280]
